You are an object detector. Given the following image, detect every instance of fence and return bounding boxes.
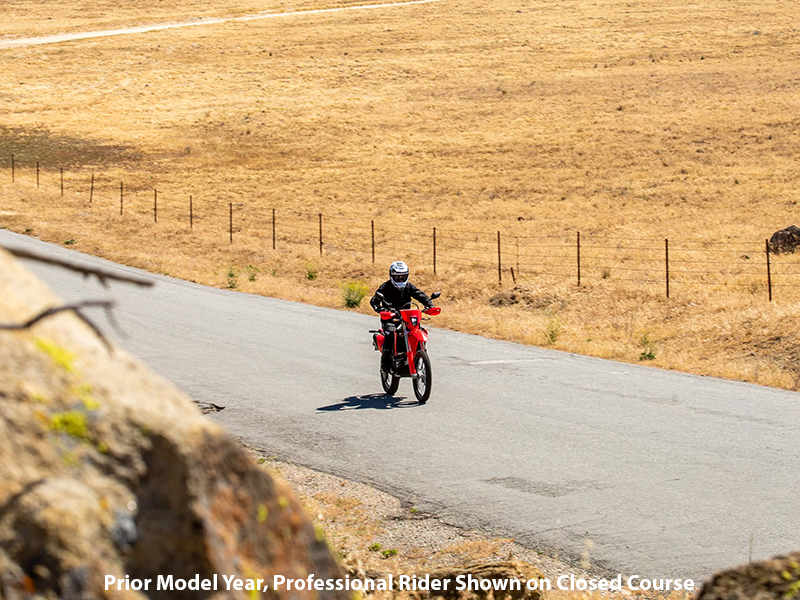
[5,154,799,301]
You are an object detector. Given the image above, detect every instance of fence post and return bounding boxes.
[272,208,276,249]
[516,236,520,276]
[190,195,193,229]
[577,231,581,285]
[497,231,502,285]
[60,168,64,196]
[36,162,40,188]
[10,155,14,182]
[665,238,670,298]
[766,239,772,302]
[154,189,158,223]
[229,203,233,243]
[371,220,375,263]
[89,174,94,203]
[319,213,323,256]
[433,227,437,274]
[119,181,124,215]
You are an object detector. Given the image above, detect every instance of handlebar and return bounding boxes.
[378,304,438,314]
[374,291,441,314]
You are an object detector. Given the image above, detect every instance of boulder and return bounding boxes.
[768,225,800,254]
[697,551,800,600]
[0,247,345,599]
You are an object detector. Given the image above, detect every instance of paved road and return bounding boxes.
[3,229,799,582]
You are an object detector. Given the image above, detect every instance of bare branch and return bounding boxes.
[0,300,115,351]
[2,245,154,288]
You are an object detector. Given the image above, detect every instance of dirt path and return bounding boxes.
[0,0,440,50]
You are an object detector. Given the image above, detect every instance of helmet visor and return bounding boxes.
[391,272,409,284]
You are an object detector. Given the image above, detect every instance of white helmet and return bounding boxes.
[389,261,409,289]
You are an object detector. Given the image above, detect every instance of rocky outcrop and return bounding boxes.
[768,225,800,254]
[697,551,800,600]
[0,247,345,599]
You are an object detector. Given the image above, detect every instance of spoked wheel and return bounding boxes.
[412,350,432,403]
[381,367,400,395]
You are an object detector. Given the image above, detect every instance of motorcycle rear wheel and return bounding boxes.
[412,350,432,403]
[381,367,400,395]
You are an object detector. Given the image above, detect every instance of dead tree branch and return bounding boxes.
[0,300,116,350]
[2,245,154,288]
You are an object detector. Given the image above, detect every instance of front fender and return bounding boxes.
[410,329,428,344]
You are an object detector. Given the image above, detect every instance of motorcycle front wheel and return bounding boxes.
[412,350,432,403]
[381,367,400,395]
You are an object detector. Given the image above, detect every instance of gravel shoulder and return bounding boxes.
[245,446,693,600]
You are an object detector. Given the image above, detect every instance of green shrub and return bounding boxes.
[305,262,318,280]
[545,315,561,345]
[341,280,370,308]
[639,334,657,361]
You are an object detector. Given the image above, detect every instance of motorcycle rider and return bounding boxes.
[370,261,434,373]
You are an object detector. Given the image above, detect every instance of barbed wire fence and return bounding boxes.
[6,153,799,301]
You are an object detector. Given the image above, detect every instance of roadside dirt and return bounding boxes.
[246,448,694,600]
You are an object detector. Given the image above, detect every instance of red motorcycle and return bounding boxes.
[370,292,441,403]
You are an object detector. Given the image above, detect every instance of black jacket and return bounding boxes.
[370,280,432,313]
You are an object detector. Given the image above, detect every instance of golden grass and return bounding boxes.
[440,540,504,564]
[0,0,389,39]
[2,0,800,391]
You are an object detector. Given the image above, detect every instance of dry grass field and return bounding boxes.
[2,0,800,390]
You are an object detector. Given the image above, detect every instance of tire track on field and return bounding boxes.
[0,0,441,50]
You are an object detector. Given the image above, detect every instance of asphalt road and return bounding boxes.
[3,229,799,582]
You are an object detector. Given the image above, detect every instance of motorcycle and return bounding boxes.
[370,291,441,403]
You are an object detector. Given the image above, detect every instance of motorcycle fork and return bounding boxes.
[406,330,418,376]
[393,326,417,376]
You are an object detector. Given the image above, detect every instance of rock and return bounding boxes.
[343,561,545,600]
[0,247,346,599]
[697,551,800,600]
[768,225,800,254]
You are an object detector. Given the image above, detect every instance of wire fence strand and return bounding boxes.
[7,157,800,301]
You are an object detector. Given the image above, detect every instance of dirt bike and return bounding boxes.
[370,291,441,403]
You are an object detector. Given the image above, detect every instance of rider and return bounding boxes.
[370,261,434,372]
